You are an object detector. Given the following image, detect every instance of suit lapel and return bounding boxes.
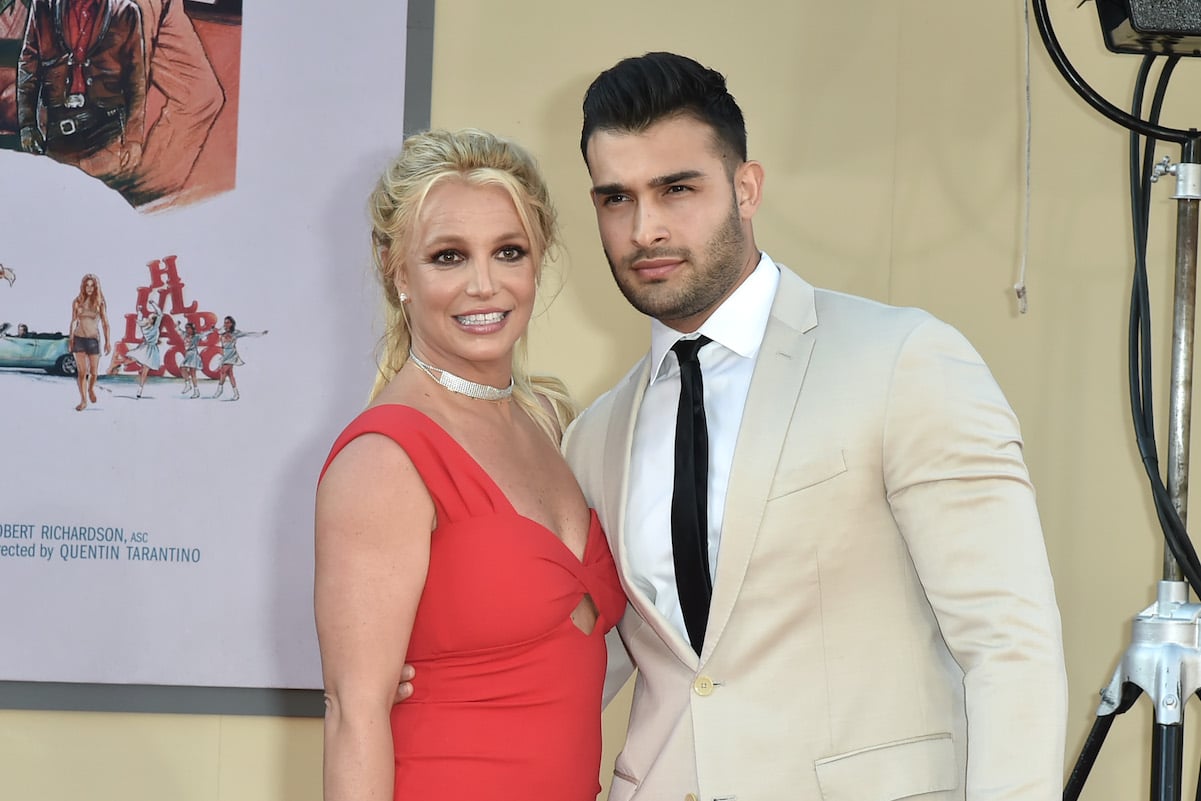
[605,357,702,668]
[701,267,818,661]
[601,357,648,556]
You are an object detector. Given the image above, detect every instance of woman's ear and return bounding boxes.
[385,247,409,299]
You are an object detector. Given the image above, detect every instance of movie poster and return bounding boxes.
[0,0,409,688]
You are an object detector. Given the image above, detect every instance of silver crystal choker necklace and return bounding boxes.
[407,350,514,402]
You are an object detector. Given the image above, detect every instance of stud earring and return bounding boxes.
[398,292,409,303]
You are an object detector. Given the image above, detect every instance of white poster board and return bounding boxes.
[0,0,409,689]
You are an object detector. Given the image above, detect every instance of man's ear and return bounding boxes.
[734,160,765,219]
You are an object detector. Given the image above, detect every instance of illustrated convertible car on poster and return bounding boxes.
[0,332,77,376]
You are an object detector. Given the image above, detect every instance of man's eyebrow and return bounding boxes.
[650,169,705,188]
[591,170,707,196]
[590,182,628,197]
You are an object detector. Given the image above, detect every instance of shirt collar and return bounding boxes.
[648,252,781,381]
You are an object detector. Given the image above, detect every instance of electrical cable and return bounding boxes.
[1123,55,1201,593]
[1032,5,1201,798]
[1032,0,1201,592]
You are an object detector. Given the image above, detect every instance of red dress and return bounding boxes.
[321,405,627,801]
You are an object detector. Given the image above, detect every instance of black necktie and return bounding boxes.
[671,335,713,655]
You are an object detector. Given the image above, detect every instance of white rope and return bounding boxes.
[1015,0,1034,315]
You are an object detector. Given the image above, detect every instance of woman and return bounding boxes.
[179,321,204,398]
[68,273,111,411]
[114,299,163,399]
[210,315,266,401]
[315,129,625,801]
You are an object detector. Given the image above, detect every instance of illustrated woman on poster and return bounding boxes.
[211,315,266,401]
[68,273,111,412]
[120,299,163,398]
[179,320,204,399]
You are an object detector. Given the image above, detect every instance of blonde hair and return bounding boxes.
[367,128,575,439]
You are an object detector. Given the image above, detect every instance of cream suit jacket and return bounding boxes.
[563,264,1068,801]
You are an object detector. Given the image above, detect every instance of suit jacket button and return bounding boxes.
[685,794,699,801]
[693,676,715,696]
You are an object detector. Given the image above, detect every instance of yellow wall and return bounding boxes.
[7,2,1201,799]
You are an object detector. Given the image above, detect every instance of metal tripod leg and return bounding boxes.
[1063,689,1138,801]
[1154,723,1184,801]
[1064,581,1201,801]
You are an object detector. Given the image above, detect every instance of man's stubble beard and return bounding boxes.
[605,200,747,325]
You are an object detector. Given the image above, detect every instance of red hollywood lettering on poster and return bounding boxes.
[110,256,223,378]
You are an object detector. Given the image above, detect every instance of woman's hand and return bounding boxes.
[394,664,416,703]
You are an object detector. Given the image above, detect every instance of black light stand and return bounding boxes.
[1030,3,1201,801]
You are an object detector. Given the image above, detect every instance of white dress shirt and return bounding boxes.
[625,252,780,639]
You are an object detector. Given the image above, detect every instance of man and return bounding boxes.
[123,0,224,207]
[562,52,1067,801]
[17,0,146,181]
[0,0,31,135]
